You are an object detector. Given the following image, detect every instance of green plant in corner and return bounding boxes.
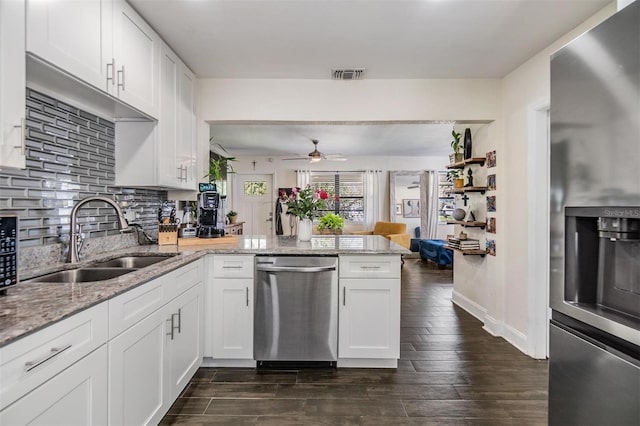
[317,213,344,231]
[204,141,237,182]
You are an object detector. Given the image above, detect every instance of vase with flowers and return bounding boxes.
[283,186,331,241]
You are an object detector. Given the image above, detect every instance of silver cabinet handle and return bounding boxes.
[172,309,181,335]
[246,287,249,306]
[359,265,381,270]
[117,66,125,91]
[256,265,336,273]
[13,118,25,154]
[167,317,175,340]
[25,344,72,372]
[343,286,346,306]
[106,59,115,86]
[223,265,243,269]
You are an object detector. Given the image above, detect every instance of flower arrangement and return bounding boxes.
[282,186,332,220]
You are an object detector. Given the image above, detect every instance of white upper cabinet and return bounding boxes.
[157,43,179,187]
[112,0,159,118]
[177,63,197,189]
[27,0,113,92]
[26,0,159,119]
[0,0,26,169]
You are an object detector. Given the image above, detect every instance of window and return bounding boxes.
[310,172,364,222]
[243,181,267,196]
[438,171,454,222]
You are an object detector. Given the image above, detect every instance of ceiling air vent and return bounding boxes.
[332,68,365,80]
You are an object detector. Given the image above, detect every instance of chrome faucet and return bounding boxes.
[68,196,129,263]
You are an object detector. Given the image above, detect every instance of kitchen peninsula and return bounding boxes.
[0,235,406,425]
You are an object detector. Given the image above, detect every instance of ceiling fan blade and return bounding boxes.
[282,157,310,161]
[324,157,347,161]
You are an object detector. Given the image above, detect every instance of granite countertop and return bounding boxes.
[0,235,407,347]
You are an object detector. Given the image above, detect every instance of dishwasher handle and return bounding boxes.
[256,265,336,273]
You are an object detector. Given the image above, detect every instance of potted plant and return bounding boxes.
[204,142,236,194]
[226,210,238,224]
[447,169,464,189]
[316,213,344,235]
[449,130,463,164]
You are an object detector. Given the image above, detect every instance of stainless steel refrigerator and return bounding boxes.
[549,2,640,425]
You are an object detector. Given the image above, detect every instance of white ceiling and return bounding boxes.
[130,0,610,157]
[209,122,455,158]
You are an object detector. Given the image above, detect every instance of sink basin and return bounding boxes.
[27,268,138,283]
[92,255,175,269]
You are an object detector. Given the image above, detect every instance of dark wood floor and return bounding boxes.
[161,259,549,425]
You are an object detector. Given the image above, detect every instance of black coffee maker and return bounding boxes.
[197,191,225,238]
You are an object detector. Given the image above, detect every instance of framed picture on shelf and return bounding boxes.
[486,196,496,212]
[486,150,497,168]
[402,199,420,218]
[487,174,496,191]
[486,217,496,233]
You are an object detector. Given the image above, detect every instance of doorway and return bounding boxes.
[234,173,274,235]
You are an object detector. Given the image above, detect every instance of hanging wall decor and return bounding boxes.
[463,128,473,159]
[487,174,496,191]
[486,196,496,212]
[486,150,497,168]
[486,239,496,256]
[486,217,496,233]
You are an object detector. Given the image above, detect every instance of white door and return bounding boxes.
[166,283,203,402]
[26,0,112,92]
[0,346,108,426]
[235,174,274,235]
[108,308,166,426]
[0,0,26,169]
[338,278,401,359]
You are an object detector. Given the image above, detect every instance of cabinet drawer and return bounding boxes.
[212,255,254,278]
[109,277,165,339]
[339,255,401,279]
[0,302,108,410]
[164,259,203,302]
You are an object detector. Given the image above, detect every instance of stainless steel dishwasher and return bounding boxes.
[254,256,338,366]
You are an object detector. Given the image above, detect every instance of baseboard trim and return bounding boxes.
[337,358,397,368]
[483,314,504,336]
[503,324,529,355]
[451,290,487,322]
[201,357,256,368]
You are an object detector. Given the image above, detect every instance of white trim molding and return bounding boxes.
[451,291,487,323]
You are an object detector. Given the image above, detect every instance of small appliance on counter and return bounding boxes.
[197,191,225,238]
[0,216,18,294]
[179,205,197,238]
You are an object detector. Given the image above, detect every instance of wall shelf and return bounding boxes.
[447,221,486,229]
[451,186,487,194]
[446,157,486,169]
[445,246,487,257]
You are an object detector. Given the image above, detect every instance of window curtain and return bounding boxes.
[364,170,383,228]
[421,170,439,239]
[296,169,311,188]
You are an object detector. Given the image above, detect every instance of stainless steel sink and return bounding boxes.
[26,268,138,283]
[92,255,175,269]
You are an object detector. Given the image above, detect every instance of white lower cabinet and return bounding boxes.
[338,255,401,364]
[165,282,204,402]
[108,307,167,426]
[0,345,108,426]
[208,255,255,363]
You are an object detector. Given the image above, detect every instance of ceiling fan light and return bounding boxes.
[310,157,321,163]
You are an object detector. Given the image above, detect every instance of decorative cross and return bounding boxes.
[460,193,470,206]
[252,160,257,171]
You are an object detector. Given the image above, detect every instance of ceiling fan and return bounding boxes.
[283,139,347,163]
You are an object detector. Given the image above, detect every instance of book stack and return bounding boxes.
[447,237,481,251]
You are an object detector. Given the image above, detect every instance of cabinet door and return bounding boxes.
[0,0,26,169]
[212,278,254,359]
[177,63,196,189]
[166,282,203,401]
[108,308,167,426]
[112,0,159,118]
[339,278,400,359]
[26,0,112,92]
[0,345,108,426]
[157,42,179,187]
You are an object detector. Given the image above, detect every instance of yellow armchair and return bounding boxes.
[351,221,411,249]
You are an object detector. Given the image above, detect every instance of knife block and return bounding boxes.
[158,224,178,245]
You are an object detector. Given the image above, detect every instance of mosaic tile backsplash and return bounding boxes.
[0,89,166,249]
